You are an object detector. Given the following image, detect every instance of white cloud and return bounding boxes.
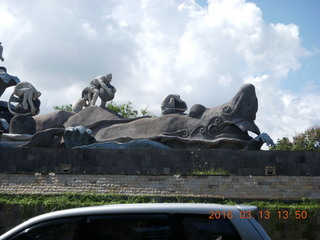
[0,0,319,144]
[82,22,97,39]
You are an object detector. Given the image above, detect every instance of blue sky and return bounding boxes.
[249,0,320,94]
[197,0,320,94]
[1,0,320,144]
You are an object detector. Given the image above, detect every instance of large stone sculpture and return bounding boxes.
[85,84,259,149]
[8,81,41,116]
[161,94,187,115]
[10,83,265,149]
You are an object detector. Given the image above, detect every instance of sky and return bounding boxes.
[0,0,319,144]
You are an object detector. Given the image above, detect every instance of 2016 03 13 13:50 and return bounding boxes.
[208,210,308,220]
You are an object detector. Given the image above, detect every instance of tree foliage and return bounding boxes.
[53,104,73,112]
[106,101,156,118]
[53,101,156,118]
[271,126,320,151]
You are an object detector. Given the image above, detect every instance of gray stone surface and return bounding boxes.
[33,110,75,132]
[0,67,20,97]
[23,128,65,147]
[64,105,123,128]
[14,84,260,150]
[9,115,36,134]
[89,84,260,149]
[64,126,96,148]
[0,147,319,176]
[161,94,187,115]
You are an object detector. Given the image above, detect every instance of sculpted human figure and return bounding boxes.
[0,42,4,61]
[72,93,89,113]
[87,73,116,106]
[8,81,41,115]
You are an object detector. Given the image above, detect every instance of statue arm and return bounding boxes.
[98,79,113,95]
[98,79,109,90]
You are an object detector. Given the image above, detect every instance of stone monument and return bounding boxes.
[17,83,271,149]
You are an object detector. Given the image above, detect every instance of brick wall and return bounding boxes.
[1,173,319,200]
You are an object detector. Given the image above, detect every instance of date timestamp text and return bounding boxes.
[209,210,308,220]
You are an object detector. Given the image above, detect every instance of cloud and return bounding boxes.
[0,0,319,144]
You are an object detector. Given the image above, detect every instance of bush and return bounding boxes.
[271,126,320,151]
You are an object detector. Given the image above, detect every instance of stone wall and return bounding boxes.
[0,147,319,176]
[0,173,319,200]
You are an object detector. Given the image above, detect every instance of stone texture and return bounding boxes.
[64,126,96,148]
[22,128,65,147]
[9,115,36,134]
[63,105,123,128]
[33,110,75,132]
[0,66,20,97]
[88,84,260,149]
[0,148,319,176]
[0,173,319,200]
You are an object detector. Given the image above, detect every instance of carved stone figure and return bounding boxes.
[8,81,41,116]
[63,84,260,149]
[0,42,4,62]
[72,95,89,113]
[245,133,275,150]
[161,94,187,115]
[20,83,262,149]
[0,67,20,97]
[86,73,116,106]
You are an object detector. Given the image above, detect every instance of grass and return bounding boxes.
[191,167,230,175]
[0,193,319,230]
[0,193,319,212]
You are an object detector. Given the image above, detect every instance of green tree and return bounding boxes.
[53,104,73,112]
[271,126,320,151]
[106,101,156,118]
[53,101,157,118]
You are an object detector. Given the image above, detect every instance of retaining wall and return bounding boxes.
[1,173,319,200]
[0,147,319,176]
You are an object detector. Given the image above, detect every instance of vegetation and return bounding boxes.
[271,126,320,151]
[53,101,156,118]
[53,104,73,112]
[191,167,229,176]
[0,193,318,213]
[106,101,156,118]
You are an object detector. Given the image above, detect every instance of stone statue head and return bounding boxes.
[107,73,112,80]
[102,73,112,83]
